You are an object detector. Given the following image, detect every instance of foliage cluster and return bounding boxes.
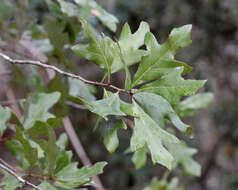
[0,0,213,189]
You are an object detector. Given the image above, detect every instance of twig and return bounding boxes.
[0,162,43,190]
[0,52,128,94]
[0,158,16,172]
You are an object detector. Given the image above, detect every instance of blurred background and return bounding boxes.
[0,0,238,190]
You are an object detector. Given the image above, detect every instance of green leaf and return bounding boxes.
[165,141,201,176]
[14,127,38,168]
[55,150,72,174]
[0,105,11,136]
[72,20,115,77]
[47,74,68,117]
[177,93,214,117]
[139,67,206,105]
[143,177,184,190]
[56,133,68,149]
[120,99,134,116]
[96,116,127,153]
[39,181,59,190]
[0,0,13,21]
[110,22,150,73]
[132,147,147,169]
[0,170,22,190]
[74,0,118,32]
[27,119,61,176]
[134,92,192,136]
[68,78,96,101]
[131,101,179,170]
[169,24,192,53]
[23,92,61,129]
[55,161,107,188]
[132,25,193,86]
[81,91,125,118]
[73,21,150,74]
[57,0,77,17]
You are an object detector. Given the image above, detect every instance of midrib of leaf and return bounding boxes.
[109,93,118,106]
[132,43,172,87]
[97,37,111,80]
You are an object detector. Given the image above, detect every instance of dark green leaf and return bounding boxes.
[14,127,38,168]
[0,105,11,136]
[55,150,72,174]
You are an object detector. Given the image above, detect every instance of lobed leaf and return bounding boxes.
[132,25,193,87]
[165,141,201,176]
[177,92,214,116]
[23,92,61,129]
[132,147,147,169]
[139,67,206,105]
[55,161,107,188]
[73,21,150,76]
[81,91,125,118]
[131,101,179,170]
[96,116,127,153]
[134,92,192,136]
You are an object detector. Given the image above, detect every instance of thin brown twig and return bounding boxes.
[0,52,129,94]
[0,161,43,190]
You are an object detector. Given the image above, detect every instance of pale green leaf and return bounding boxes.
[0,170,22,190]
[169,24,192,53]
[143,177,184,190]
[81,92,125,118]
[132,25,193,86]
[165,141,201,176]
[55,161,107,188]
[132,147,147,169]
[68,78,96,101]
[97,116,127,153]
[39,182,59,190]
[0,105,11,136]
[73,21,149,74]
[74,0,118,31]
[131,101,179,170]
[23,92,61,129]
[56,133,68,149]
[134,92,192,136]
[57,0,77,17]
[177,93,214,116]
[139,67,206,105]
[111,22,150,73]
